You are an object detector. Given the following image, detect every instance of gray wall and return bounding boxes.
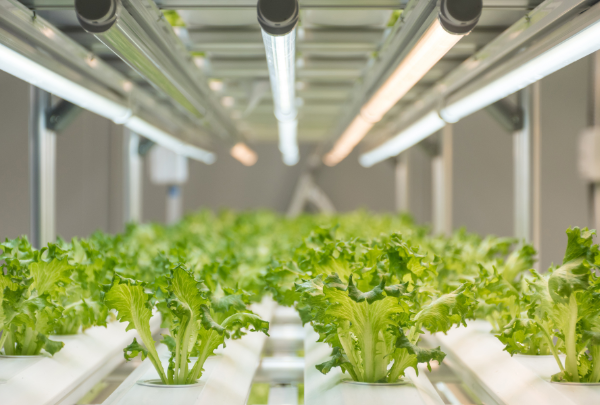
[182,143,309,214]
[0,71,123,242]
[56,111,121,240]
[538,58,591,268]
[405,146,433,226]
[0,72,30,240]
[446,57,591,270]
[452,109,514,237]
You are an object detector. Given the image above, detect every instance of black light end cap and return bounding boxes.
[257,0,299,36]
[75,0,117,34]
[439,0,483,35]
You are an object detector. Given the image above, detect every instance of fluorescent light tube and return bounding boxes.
[230,143,258,167]
[278,120,300,166]
[262,30,297,123]
[361,20,463,123]
[324,115,375,167]
[441,18,600,123]
[258,0,300,166]
[125,116,216,165]
[0,42,131,124]
[324,19,464,167]
[359,111,445,168]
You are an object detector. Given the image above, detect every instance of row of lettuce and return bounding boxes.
[0,210,598,385]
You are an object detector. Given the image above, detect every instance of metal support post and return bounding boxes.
[29,86,56,248]
[395,153,409,213]
[590,52,600,232]
[166,185,183,225]
[432,125,453,235]
[513,85,541,248]
[123,130,143,224]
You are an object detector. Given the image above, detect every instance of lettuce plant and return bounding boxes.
[499,228,600,382]
[293,233,476,383]
[52,239,113,335]
[105,266,269,385]
[0,238,70,355]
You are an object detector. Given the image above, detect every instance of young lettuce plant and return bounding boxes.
[499,228,600,382]
[105,266,269,385]
[53,239,112,335]
[296,273,475,383]
[293,233,476,383]
[0,238,70,355]
[476,244,536,333]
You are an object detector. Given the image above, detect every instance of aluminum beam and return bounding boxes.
[21,0,404,10]
[432,125,453,236]
[513,85,540,248]
[590,52,600,234]
[19,0,539,10]
[395,153,409,213]
[123,130,143,224]
[29,86,56,249]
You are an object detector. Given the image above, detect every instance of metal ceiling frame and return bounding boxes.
[76,0,243,143]
[19,0,538,10]
[0,0,213,152]
[360,0,599,165]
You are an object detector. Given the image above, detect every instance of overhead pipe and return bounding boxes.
[323,0,482,167]
[359,0,600,167]
[258,0,300,166]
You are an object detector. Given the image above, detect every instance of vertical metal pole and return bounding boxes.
[395,152,409,213]
[123,129,142,224]
[532,82,542,263]
[432,126,453,235]
[514,88,531,242]
[29,86,56,248]
[590,52,600,232]
[442,124,453,234]
[514,85,540,246]
[166,185,182,225]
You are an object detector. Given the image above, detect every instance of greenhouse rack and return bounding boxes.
[0,314,162,405]
[100,297,276,405]
[423,321,600,405]
[304,326,444,405]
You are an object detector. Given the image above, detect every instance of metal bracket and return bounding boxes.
[46,100,83,132]
[417,134,441,157]
[484,99,523,133]
[138,138,155,156]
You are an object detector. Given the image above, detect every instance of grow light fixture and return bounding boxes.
[0,42,131,124]
[359,0,600,167]
[0,40,215,165]
[231,143,258,166]
[258,0,300,166]
[323,0,482,167]
[441,16,600,123]
[359,111,445,168]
